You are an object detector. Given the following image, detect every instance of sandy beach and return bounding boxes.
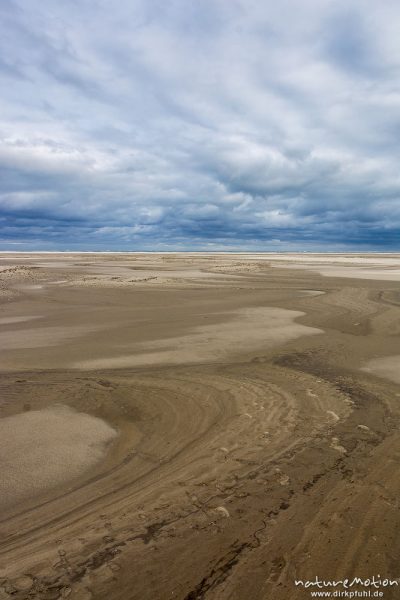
[1,252,400,599]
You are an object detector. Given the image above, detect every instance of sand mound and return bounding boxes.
[0,405,118,511]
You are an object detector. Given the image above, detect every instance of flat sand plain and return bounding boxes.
[1,252,400,599]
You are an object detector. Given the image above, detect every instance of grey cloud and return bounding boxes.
[0,0,399,250]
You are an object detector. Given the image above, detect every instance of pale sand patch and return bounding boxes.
[246,254,400,266]
[287,265,400,281]
[48,279,68,284]
[258,254,400,281]
[0,325,97,350]
[0,405,118,511]
[74,306,323,369]
[0,316,41,325]
[300,290,325,296]
[361,356,400,384]
[16,284,44,290]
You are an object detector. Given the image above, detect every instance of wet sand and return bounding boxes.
[1,252,400,599]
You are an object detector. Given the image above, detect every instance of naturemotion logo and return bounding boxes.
[294,575,399,598]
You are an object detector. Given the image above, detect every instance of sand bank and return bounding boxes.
[73,306,322,369]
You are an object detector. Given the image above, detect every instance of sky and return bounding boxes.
[1,0,400,251]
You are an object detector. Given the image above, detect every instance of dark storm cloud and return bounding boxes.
[1,0,400,250]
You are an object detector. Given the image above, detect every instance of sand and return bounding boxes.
[361,355,400,384]
[73,307,322,369]
[0,325,100,351]
[1,252,400,600]
[0,405,118,511]
[0,316,41,325]
[260,253,400,281]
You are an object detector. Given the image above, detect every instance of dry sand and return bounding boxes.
[362,355,400,384]
[257,253,400,281]
[1,252,400,600]
[73,307,322,370]
[0,405,118,511]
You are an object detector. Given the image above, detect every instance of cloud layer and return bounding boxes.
[1,0,400,250]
